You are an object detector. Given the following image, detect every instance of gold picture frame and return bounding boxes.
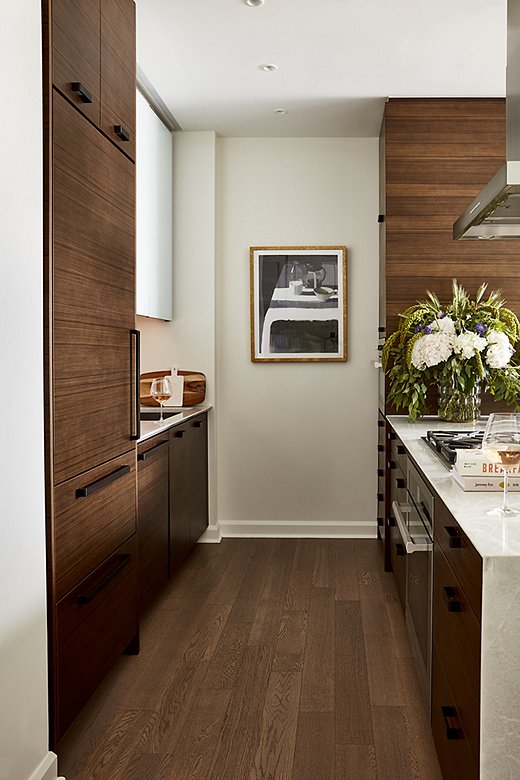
[250,246,348,362]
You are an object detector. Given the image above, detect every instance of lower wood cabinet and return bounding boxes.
[137,433,169,614]
[432,502,481,780]
[169,414,209,571]
[54,535,138,742]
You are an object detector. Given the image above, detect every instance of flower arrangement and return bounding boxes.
[381,280,520,421]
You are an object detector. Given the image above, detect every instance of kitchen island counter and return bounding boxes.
[387,414,520,780]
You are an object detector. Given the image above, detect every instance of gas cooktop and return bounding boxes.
[422,429,485,466]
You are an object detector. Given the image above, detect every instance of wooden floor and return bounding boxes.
[57,539,443,780]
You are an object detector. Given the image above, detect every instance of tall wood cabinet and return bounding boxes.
[379,98,520,414]
[43,0,137,746]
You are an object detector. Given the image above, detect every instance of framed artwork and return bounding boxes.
[250,246,348,362]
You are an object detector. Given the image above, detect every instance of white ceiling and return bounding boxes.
[136,0,507,138]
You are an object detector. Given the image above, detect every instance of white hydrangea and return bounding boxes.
[452,331,487,359]
[411,332,453,369]
[485,330,514,369]
[431,316,456,335]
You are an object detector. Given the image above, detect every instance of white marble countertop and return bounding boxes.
[138,404,211,443]
[387,415,520,559]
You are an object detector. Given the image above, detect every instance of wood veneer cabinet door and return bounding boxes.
[52,0,101,126]
[137,435,169,613]
[101,0,136,159]
[52,92,136,484]
[169,415,209,571]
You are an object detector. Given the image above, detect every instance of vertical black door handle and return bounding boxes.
[130,329,141,440]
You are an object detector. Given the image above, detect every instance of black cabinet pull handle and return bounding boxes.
[377,344,383,351]
[114,124,130,141]
[75,464,130,498]
[443,586,462,612]
[378,326,386,333]
[377,444,384,452]
[130,329,141,440]
[377,492,384,502]
[377,516,384,526]
[397,445,405,455]
[377,468,384,477]
[192,420,203,428]
[174,430,185,438]
[444,525,462,548]
[71,82,93,103]
[396,542,405,556]
[441,705,463,740]
[77,554,131,604]
[137,439,168,461]
[389,432,396,440]
[388,516,396,527]
[389,460,397,470]
[377,420,385,428]
[396,477,406,489]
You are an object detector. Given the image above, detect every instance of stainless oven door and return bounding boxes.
[392,499,433,712]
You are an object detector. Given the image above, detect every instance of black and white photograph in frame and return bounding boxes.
[250,246,347,362]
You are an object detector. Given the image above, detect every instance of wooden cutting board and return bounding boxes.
[140,370,206,407]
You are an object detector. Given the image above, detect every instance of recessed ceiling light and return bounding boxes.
[274,108,288,115]
[259,64,278,72]
[244,0,264,6]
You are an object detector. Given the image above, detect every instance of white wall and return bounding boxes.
[0,2,59,779]
[216,138,379,536]
[137,131,218,529]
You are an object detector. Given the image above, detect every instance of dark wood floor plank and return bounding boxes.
[335,600,374,745]
[335,540,360,601]
[313,538,337,588]
[248,539,296,647]
[272,610,307,673]
[300,586,335,712]
[292,711,334,780]
[250,668,302,780]
[334,744,378,780]
[211,645,273,780]
[284,539,316,612]
[372,705,421,780]
[203,620,251,691]
[161,688,232,779]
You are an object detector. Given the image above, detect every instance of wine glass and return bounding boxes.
[482,413,520,516]
[150,376,172,423]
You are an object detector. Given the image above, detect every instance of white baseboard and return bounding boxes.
[217,520,377,538]
[197,524,222,543]
[26,752,64,780]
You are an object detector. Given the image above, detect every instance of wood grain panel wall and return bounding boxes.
[381,98,520,414]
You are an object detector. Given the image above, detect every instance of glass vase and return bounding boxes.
[437,376,481,423]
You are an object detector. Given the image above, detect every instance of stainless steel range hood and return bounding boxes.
[453,0,520,240]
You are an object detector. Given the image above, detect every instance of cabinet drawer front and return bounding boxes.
[431,644,479,780]
[433,546,481,763]
[434,499,482,620]
[54,452,136,600]
[52,0,101,127]
[55,536,138,742]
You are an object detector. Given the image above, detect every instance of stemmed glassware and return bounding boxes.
[150,376,173,423]
[482,413,520,516]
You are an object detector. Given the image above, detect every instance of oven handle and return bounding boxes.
[392,501,432,554]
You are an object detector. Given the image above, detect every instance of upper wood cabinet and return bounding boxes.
[101,0,136,158]
[52,0,101,126]
[52,0,136,160]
